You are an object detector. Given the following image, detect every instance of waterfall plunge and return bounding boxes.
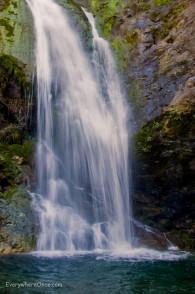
[27,0,133,252]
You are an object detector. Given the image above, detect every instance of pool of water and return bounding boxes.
[0,249,194,293]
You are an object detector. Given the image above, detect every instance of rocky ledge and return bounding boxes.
[134,76,195,250]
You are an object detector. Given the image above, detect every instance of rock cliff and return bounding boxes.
[81,0,195,249]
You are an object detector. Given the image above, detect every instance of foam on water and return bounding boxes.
[30,248,190,262]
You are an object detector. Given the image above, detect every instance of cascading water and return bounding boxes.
[27,0,133,252]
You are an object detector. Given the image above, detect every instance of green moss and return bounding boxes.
[0,140,34,164]
[0,54,30,93]
[0,125,23,144]
[0,0,33,66]
[0,17,14,37]
[0,149,22,191]
[111,39,129,69]
[129,0,151,12]
[151,2,188,40]
[0,140,34,195]
[89,0,120,38]
[126,30,139,46]
[0,185,36,253]
[153,0,172,6]
[111,29,139,69]
[135,120,162,154]
[135,109,195,158]
[0,0,11,11]
[0,186,18,199]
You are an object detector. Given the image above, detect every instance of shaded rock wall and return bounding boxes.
[134,105,195,249]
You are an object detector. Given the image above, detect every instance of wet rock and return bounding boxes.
[0,187,37,254]
[133,220,170,250]
[134,107,195,250]
[186,76,195,88]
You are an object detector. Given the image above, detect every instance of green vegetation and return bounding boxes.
[0,125,23,144]
[111,29,139,69]
[0,140,34,163]
[151,2,188,40]
[135,120,162,155]
[89,0,150,39]
[0,53,33,201]
[0,0,11,11]
[0,141,34,195]
[0,17,14,37]
[0,54,30,91]
[135,109,195,157]
[0,0,33,66]
[90,0,120,38]
[153,0,172,6]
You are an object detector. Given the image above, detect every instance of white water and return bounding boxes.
[31,248,190,262]
[27,0,132,252]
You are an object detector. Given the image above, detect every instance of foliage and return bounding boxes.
[151,2,187,40]
[135,120,162,154]
[0,140,34,194]
[135,109,195,156]
[0,0,11,11]
[153,0,172,6]
[0,54,30,91]
[0,124,23,144]
[0,17,14,37]
[90,0,120,38]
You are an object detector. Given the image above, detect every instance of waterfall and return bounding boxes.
[27,0,133,252]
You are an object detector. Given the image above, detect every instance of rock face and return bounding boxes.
[79,0,195,249]
[0,0,36,253]
[86,0,195,124]
[134,99,195,250]
[0,188,36,254]
[0,53,36,253]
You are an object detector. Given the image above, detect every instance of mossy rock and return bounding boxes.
[0,0,11,11]
[0,54,33,131]
[0,54,30,92]
[135,109,195,157]
[134,107,195,249]
[0,186,36,254]
[150,1,188,41]
[0,0,33,66]
[0,140,34,193]
[167,230,195,250]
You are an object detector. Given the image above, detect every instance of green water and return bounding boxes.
[0,252,194,293]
